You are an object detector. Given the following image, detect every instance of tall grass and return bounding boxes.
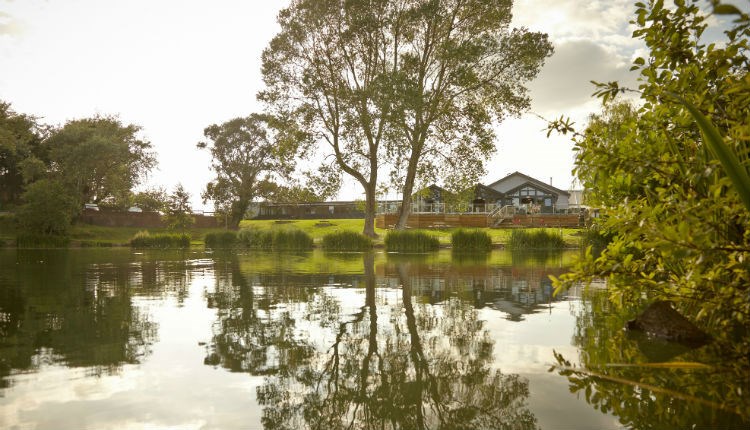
[507,228,565,250]
[321,231,373,251]
[204,231,238,249]
[130,230,190,248]
[237,228,313,250]
[451,229,492,252]
[16,233,70,248]
[384,230,439,252]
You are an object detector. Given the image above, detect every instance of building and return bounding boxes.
[251,172,587,227]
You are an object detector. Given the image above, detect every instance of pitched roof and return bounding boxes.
[486,171,570,196]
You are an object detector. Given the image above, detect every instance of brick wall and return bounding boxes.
[78,210,222,228]
[375,213,582,229]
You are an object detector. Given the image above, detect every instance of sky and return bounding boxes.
[0,0,678,209]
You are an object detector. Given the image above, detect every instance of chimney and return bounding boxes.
[550,176,552,186]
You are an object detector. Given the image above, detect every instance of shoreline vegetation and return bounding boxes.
[0,216,583,250]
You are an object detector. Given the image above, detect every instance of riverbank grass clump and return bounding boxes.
[237,228,313,250]
[451,229,492,252]
[204,231,238,249]
[130,230,190,248]
[384,230,440,252]
[16,233,70,248]
[321,231,373,251]
[508,228,565,250]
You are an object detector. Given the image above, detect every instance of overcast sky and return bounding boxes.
[0,0,688,208]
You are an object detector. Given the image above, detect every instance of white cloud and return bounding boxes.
[529,39,639,114]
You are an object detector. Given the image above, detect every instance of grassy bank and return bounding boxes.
[1,216,583,248]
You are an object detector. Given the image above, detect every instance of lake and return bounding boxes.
[0,248,747,429]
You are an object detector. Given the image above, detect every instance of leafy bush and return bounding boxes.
[321,231,373,251]
[237,228,313,250]
[130,230,190,248]
[204,231,238,249]
[384,230,439,252]
[451,229,492,252]
[507,229,565,250]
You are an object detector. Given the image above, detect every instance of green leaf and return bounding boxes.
[713,4,743,15]
[673,95,750,212]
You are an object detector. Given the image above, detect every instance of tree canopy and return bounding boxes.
[261,0,552,235]
[553,1,750,356]
[45,116,156,209]
[0,101,45,208]
[198,114,301,228]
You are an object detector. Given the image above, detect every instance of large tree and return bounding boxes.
[261,0,552,235]
[0,101,45,208]
[388,0,552,228]
[260,0,398,237]
[45,115,156,209]
[198,114,300,228]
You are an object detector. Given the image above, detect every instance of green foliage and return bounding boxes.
[131,187,169,212]
[321,231,373,251]
[16,233,70,248]
[384,230,439,253]
[237,228,313,250]
[16,179,77,237]
[261,0,552,234]
[204,231,238,249]
[45,115,156,208]
[198,114,303,228]
[163,184,195,234]
[579,224,615,257]
[507,229,565,250]
[451,229,492,252]
[129,230,190,248]
[555,2,750,354]
[0,101,45,208]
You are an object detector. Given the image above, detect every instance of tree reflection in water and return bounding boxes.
[551,288,749,429]
[205,253,537,430]
[0,250,161,387]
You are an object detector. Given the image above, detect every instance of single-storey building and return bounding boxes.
[250,172,587,224]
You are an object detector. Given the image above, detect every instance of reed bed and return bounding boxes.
[237,228,313,250]
[129,230,191,248]
[451,229,492,252]
[321,231,373,251]
[384,230,440,252]
[507,228,565,250]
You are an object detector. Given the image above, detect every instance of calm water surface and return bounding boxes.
[0,248,746,429]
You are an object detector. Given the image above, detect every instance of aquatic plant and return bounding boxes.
[384,230,439,252]
[507,228,565,250]
[451,229,492,252]
[321,231,373,251]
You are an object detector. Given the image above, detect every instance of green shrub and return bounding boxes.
[507,228,565,250]
[384,230,439,252]
[237,228,313,250]
[272,229,314,250]
[321,231,373,251]
[204,231,238,249]
[16,233,70,248]
[451,229,492,252]
[130,230,190,248]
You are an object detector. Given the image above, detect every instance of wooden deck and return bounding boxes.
[375,213,582,229]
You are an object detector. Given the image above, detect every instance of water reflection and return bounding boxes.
[0,249,204,389]
[204,252,555,429]
[552,288,750,429]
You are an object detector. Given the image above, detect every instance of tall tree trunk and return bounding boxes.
[362,181,378,238]
[395,146,421,229]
